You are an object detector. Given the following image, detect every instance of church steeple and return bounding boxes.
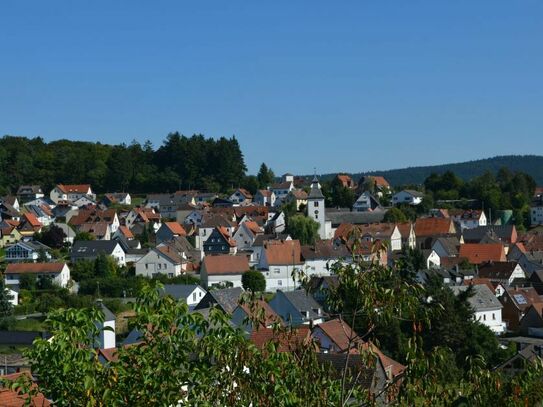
[307,174,326,239]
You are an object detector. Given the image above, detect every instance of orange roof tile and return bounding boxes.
[164,222,186,236]
[23,213,42,228]
[0,372,51,406]
[415,217,455,237]
[458,243,506,265]
[315,319,361,352]
[203,255,249,275]
[5,263,66,274]
[263,239,303,265]
[57,184,91,194]
[249,326,312,352]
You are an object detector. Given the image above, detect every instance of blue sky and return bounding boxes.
[1,1,542,175]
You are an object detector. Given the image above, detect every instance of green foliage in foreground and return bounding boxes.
[4,258,543,406]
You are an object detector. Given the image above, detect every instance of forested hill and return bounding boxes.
[347,155,543,186]
[0,134,246,195]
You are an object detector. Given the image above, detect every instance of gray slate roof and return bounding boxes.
[281,290,322,319]
[71,240,121,258]
[450,284,503,312]
[194,287,243,314]
[326,210,386,226]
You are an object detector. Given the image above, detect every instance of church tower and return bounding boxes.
[307,175,326,239]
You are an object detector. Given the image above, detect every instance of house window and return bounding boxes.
[314,202,319,207]
[193,292,197,302]
[274,268,280,274]
[278,280,282,286]
[483,314,486,321]
[492,313,495,320]
[145,264,149,270]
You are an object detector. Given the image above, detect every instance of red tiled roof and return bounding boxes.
[239,300,282,327]
[156,246,184,265]
[203,255,249,275]
[57,184,91,194]
[505,287,543,311]
[0,372,51,406]
[395,222,413,238]
[315,319,361,352]
[243,221,263,235]
[164,222,186,236]
[23,213,42,228]
[249,326,312,352]
[362,176,390,188]
[458,243,506,265]
[118,226,134,239]
[5,263,65,274]
[264,239,303,265]
[415,217,455,237]
[463,278,496,293]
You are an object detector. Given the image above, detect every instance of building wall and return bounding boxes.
[135,250,180,278]
[474,308,505,334]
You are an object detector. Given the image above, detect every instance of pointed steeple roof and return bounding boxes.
[308,175,324,199]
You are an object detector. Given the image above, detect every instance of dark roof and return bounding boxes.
[316,353,377,391]
[279,290,322,319]
[325,210,386,226]
[71,240,121,257]
[450,284,503,311]
[97,301,115,321]
[432,236,460,256]
[301,239,350,261]
[162,284,203,300]
[478,261,520,280]
[463,225,516,243]
[194,287,243,314]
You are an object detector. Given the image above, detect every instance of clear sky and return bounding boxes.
[1,1,542,175]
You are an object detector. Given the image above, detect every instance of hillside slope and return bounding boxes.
[324,155,543,186]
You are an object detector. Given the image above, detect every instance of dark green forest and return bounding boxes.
[321,155,543,186]
[0,133,246,195]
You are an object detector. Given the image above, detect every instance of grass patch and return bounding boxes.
[12,318,47,332]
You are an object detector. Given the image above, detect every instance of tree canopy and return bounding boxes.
[0,134,247,195]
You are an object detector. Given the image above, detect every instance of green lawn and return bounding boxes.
[11,318,47,332]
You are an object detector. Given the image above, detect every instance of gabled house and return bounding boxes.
[125,207,161,231]
[193,287,243,314]
[301,239,351,277]
[16,185,44,203]
[200,254,250,289]
[0,222,22,248]
[450,284,505,334]
[458,243,507,265]
[228,188,253,206]
[352,192,382,212]
[71,240,126,266]
[308,275,339,308]
[286,189,308,211]
[5,241,52,263]
[335,174,357,189]
[258,239,304,291]
[477,261,526,286]
[0,201,21,222]
[500,287,543,331]
[518,304,543,337]
[102,193,131,206]
[78,222,111,240]
[203,227,237,256]
[232,221,263,251]
[25,204,54,227]
[395,222,416,250]
[50,184,95,204]
[254,189,276,207]
[431,236,460,258]
[414,217,457,248]
[196,213,236,249]
[335,223,402,253]
[155,222,186,244]
[4,262,70,288]
[462,225,517,245]
[392,190,424,206]
[17,212,43,236]
[271,181,294,206]
[312,319,361,353]
[269,289,324,326]
[161,284,207,308]
[453,210,487,230]
[249,326,313,352]
[135,245,186,278]
[231,300,282,333]
[357,175,390,197]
